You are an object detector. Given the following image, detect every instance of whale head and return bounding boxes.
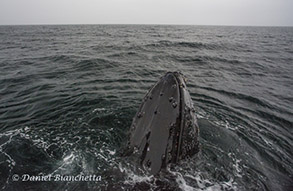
[127,72,199,175]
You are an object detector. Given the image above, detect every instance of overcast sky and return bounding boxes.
[0,0,292,26]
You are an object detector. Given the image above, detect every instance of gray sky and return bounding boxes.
[0,0,292,26]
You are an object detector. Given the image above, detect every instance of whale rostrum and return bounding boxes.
[127,72,199,175]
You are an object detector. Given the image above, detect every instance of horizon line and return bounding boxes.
[0,23,292,28]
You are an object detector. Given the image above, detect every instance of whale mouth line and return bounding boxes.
[126,71,199,175]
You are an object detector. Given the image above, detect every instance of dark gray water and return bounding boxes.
[0,25,292,190]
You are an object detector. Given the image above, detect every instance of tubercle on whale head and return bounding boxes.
[126,71,199,175]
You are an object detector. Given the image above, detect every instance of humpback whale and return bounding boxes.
[126,72,199,175]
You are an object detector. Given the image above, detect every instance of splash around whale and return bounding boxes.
[125,72,200,175]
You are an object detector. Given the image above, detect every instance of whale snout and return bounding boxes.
[127,72,199,175]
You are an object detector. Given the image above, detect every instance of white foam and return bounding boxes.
[63,152,75,164]
[168,165,239,191]
[118,162,153,185]
[175,172,196,191]
[93,108,106,112]
[108,149,116,155]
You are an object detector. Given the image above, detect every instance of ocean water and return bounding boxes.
[0,25,292,190]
